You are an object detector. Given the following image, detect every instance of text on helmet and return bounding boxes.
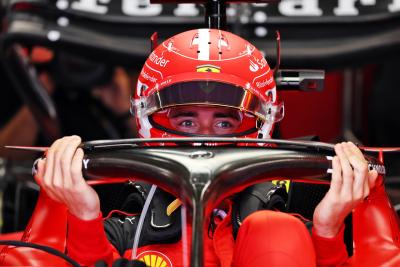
[149,52,170,67]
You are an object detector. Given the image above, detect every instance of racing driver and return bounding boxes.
[35,29,378,267]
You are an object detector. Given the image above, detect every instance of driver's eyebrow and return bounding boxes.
[214,112,240,121]
[170,111,198,118]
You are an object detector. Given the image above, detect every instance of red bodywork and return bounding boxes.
[0,174,400,266]
[280,72,344,141]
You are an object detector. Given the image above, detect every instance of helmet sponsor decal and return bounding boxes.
[137,251,173,267]
[241,44,255,56]
[251,69,271,85]
[160,79,172,87]
[249,57,268,73]
[256,76,274,89]
[166,39,179,53]
[255,57,268,69]
[141,70,158,83]
[196,65,221,73]
[149,52,170,67]
[249,59,259,72]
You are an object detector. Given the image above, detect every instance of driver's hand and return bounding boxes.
[313,142,378,238]
[35,135,100,220]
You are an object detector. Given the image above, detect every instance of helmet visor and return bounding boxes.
[136,81,284,123]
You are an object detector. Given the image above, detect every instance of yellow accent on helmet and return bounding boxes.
[196,65,221,73]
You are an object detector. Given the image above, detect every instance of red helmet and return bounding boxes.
[131,29,284,139]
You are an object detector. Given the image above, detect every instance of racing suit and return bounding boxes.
[66,186,348,267]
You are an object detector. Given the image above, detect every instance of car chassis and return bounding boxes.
[1,138,399,266]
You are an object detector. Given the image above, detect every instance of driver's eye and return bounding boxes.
[179,120,195,127]
[216,121,232,128]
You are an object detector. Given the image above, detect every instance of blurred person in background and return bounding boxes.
[0,46,137,160]
[0,46,138,232]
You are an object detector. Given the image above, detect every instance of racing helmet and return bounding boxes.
[131,29,284,139]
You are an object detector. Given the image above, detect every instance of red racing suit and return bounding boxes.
[66,198,348,267]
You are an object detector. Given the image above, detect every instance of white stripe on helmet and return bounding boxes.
[197,29,210,60]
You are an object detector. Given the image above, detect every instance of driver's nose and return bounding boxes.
[198,119,214,135]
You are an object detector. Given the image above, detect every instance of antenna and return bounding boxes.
[205,0,227,30]
[273,31,281,74]
[150,32,158,52]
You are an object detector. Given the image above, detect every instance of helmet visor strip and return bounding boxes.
[138,81,284,124]
[150,105,258,137]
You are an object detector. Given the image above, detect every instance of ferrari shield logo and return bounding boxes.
[137,251,173,267]
[196,65,221,73]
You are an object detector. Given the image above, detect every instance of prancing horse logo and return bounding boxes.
[196,65,221,73]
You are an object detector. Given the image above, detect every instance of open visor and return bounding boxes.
[136,81,284,123]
